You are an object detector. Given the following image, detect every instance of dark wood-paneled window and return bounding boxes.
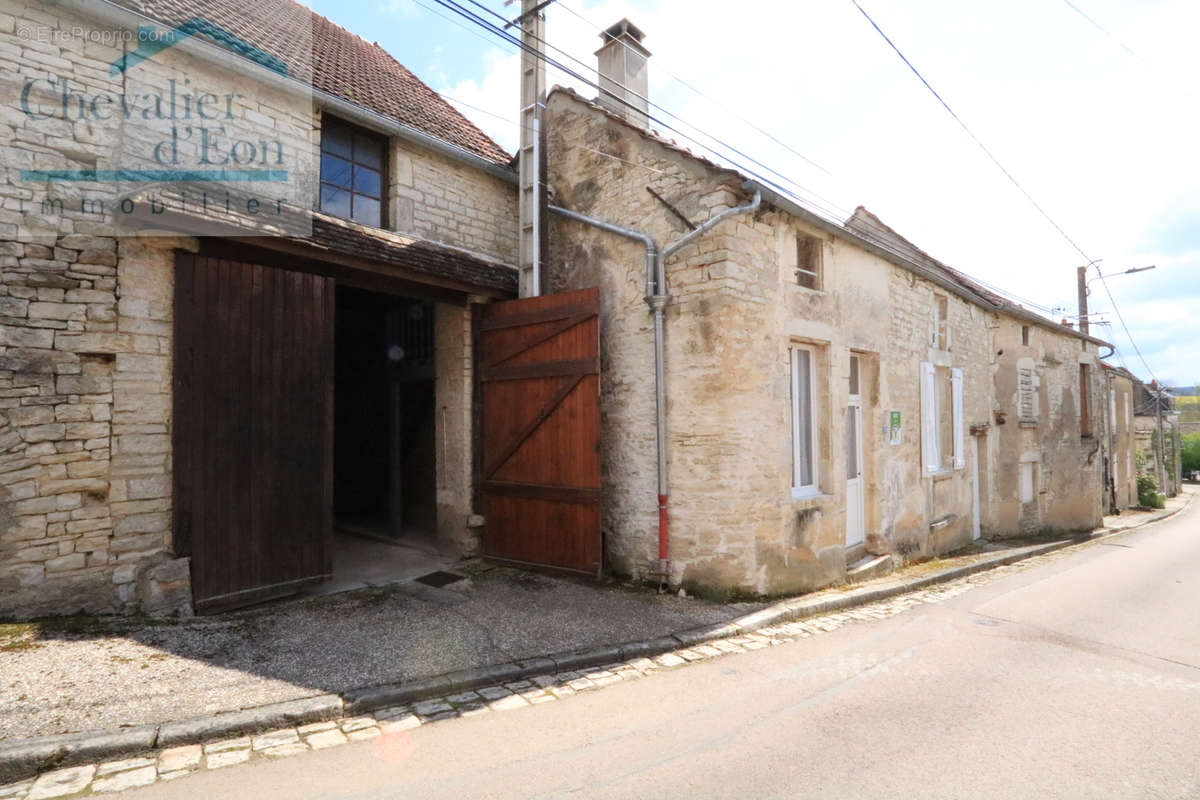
[1080,363,1092,437]
[320,117,385,228]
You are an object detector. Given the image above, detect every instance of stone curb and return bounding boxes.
[2,500,1189,785]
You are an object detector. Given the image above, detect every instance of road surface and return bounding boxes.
[127,501,1200,799]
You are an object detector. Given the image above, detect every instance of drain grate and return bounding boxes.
[413,570,466,588]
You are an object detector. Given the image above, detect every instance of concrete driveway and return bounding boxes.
[0,564,762,741]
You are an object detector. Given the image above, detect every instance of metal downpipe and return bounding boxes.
[549,191,760,585]
[650,190,761,576]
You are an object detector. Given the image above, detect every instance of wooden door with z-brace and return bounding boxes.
[478,288,601,576]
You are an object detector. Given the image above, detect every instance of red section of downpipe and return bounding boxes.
[657,494,669,560]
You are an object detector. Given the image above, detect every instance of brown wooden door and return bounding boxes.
[174,253,334,613]
[479,288,602,576]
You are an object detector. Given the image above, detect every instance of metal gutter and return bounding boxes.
[51,0,518,185]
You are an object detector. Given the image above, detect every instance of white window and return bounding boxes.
[921,362,964,475]
[791,346,819,496]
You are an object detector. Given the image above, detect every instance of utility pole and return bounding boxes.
[1076,265,1089,337]
[1153,380,1167,493]
[514,0,547,297]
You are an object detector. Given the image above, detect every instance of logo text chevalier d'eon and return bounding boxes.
[18,17,291,185]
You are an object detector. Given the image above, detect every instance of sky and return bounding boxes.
[303,0,1199,389]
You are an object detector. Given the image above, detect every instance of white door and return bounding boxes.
[845,358,865,548]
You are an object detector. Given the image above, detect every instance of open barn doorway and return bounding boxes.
[327,286,451,593]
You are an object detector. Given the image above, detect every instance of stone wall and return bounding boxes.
[989,318,1104,536]
[1106,372,1137,510]
[1,2,508,617]
[388,137,518,266]
[545,91,998,598]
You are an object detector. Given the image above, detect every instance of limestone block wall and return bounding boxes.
[1107,373,1137,509]
[387,136,518,266]
[434,300,482,557]
[990,318,1104,536]
[546,91,993,598]
[0,226,194,618]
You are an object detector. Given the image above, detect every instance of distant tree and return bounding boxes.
[1182,433,1200,475]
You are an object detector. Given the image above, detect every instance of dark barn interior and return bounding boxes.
[333,286,437,548]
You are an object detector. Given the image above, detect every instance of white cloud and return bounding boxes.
[433,0,1199,384]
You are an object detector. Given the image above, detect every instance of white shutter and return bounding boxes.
[952,368,965,469]
[920,362,939,475]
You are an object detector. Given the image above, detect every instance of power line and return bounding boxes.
[849,0,1093,265]
[427,0,853,219]
[435,1,1048,315]
[1094,268,1159,384]
[1058,0,1150,67]
[442,0,844,216]
[849,0,1164,379]
[552,1,832,176]
[424,0,1102,325]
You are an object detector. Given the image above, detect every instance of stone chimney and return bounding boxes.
[596,19,650,129]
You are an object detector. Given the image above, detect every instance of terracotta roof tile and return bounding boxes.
[110,0,512,164]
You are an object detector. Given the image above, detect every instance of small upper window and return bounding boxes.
[320,117,385,227]
[795,232,822,291]
[1021,325,1030,346]
[934,295,949,350]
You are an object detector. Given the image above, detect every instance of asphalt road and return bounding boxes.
[128,503,1200,799]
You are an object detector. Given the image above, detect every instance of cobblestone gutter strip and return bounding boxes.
[2,500,1190,789]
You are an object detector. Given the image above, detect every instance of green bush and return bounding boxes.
[1137,476,1162,508]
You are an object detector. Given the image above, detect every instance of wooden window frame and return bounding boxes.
[934,294,950,350]
[1080,363,1093,438]
[319,116,388,229]
[795,232,823,291]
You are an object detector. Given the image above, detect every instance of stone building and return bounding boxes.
[2,3,1124,618]
[1133,381,1181,498]
[543,70,1109,597]
[0,0,519,617]
[1101,364,1139,510]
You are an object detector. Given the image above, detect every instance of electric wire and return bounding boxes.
[1059,0,1150,67]
[850,0,1093,264]
[441,0,844,217]
[850,0,1162,379]
[423,0,1135,338]
[551,0,832,176]
[439,0,1047,313]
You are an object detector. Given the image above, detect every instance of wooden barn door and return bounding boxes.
[174,253,334,613]
[479,288,601,576]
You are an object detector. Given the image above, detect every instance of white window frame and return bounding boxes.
[791,345,820,498]
[921,361,964,475]
[952,368,965,469]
